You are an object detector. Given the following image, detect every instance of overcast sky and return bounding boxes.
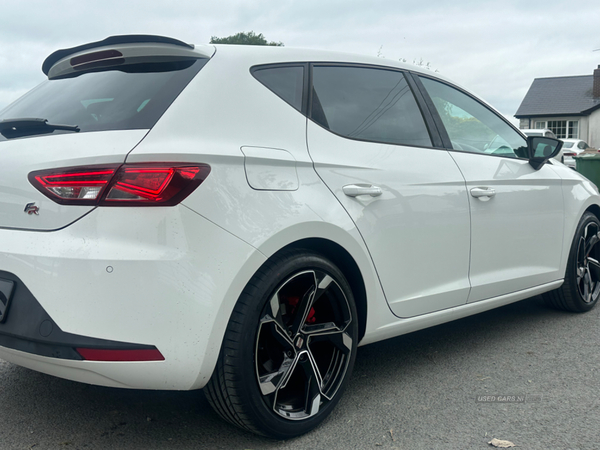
[1,0,599,123]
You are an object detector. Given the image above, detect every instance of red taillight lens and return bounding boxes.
[30,166,119,205]
[29,163,210,206]
[563,152,576,157]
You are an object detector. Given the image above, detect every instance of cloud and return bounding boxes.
[0,0,599,116]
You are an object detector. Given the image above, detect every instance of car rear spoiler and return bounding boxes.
[42,34,214,79]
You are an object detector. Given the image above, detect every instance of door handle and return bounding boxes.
[470,187,496,201]
[343,184,382,197]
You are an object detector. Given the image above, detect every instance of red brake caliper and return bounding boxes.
[286,296,316,324]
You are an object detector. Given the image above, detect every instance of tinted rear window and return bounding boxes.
[311,66,432,147]
[0,59,207,140]
[252,65,304,112]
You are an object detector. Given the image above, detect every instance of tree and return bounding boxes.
[210,31,283,46]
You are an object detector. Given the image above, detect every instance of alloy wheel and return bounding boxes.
[576,221,600,303]
[255,270,353,420]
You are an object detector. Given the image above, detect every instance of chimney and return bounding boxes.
[595,65,600,98]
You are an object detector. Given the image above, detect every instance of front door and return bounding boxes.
[418,76,564,302]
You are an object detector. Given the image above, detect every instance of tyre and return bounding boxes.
[544,212,600,312]
[204,249,358,439]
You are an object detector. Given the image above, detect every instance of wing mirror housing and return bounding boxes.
[527,136,563,170]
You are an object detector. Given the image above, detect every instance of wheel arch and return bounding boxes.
[278,238,368,343]
[585,203,600,220]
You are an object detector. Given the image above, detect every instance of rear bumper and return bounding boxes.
[0,271,161,361]
[0,205,265,390]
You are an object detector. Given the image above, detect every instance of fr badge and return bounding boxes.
[24,202,39,215]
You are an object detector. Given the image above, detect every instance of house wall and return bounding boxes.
[519,116,589,141]
[580,116,589,143]
[589,110,600,149]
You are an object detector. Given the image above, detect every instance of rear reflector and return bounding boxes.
[29,163,210,206]
[76,348,165,361]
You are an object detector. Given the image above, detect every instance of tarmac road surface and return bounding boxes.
[1,295,599,450]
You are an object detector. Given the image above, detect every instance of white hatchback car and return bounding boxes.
[561,138,591,168]
[1,35,599,439]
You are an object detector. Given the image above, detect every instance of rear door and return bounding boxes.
[416,75,564,302]
[306,64,471,318]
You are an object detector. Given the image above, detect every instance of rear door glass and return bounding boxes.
[311,65,432,147]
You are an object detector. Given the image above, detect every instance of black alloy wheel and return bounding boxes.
[544,212,600,312]
[205,249,358,439]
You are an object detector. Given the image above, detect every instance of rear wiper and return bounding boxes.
[0,118,80,139]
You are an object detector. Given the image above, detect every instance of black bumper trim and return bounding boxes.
[0,270,157,361]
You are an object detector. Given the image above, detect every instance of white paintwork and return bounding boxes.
[360,279,564,346]
[307,121,471,318]
[449,151,565,302]
[1,43,600,391]
[241,146,299,191]
[0,130,148,230]
[0,205,264,389]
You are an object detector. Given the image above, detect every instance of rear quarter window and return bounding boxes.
[252,65,305,112]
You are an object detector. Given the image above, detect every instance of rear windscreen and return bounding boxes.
[0,59,208,140]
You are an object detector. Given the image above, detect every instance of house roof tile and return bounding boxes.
[515,75,600,117]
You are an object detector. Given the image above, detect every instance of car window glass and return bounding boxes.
[420,77,527,158]
[0,59,207,139]
[253,66,304,112]
[562,142,574,148]
[579,142,588,150]
[311,66,432,147]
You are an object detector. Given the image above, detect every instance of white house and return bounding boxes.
[515,65,600,148]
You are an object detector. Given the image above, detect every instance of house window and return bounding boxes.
[546,120,579,139]
[547,121,566,137]
[534,121,546,129]
[569,121,579,139]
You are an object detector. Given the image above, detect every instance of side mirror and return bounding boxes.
[527,136,563,170]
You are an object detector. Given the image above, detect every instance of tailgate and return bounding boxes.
[0,130,147,230]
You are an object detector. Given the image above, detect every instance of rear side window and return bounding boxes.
[311,66,432,147]
[0,59,207,139]
[252,66,305,112]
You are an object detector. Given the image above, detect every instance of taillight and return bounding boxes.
[29,163,211,206]
[563,152,576,157]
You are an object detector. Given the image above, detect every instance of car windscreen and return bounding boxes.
[0,58,207,141]
[562,142,574,148]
